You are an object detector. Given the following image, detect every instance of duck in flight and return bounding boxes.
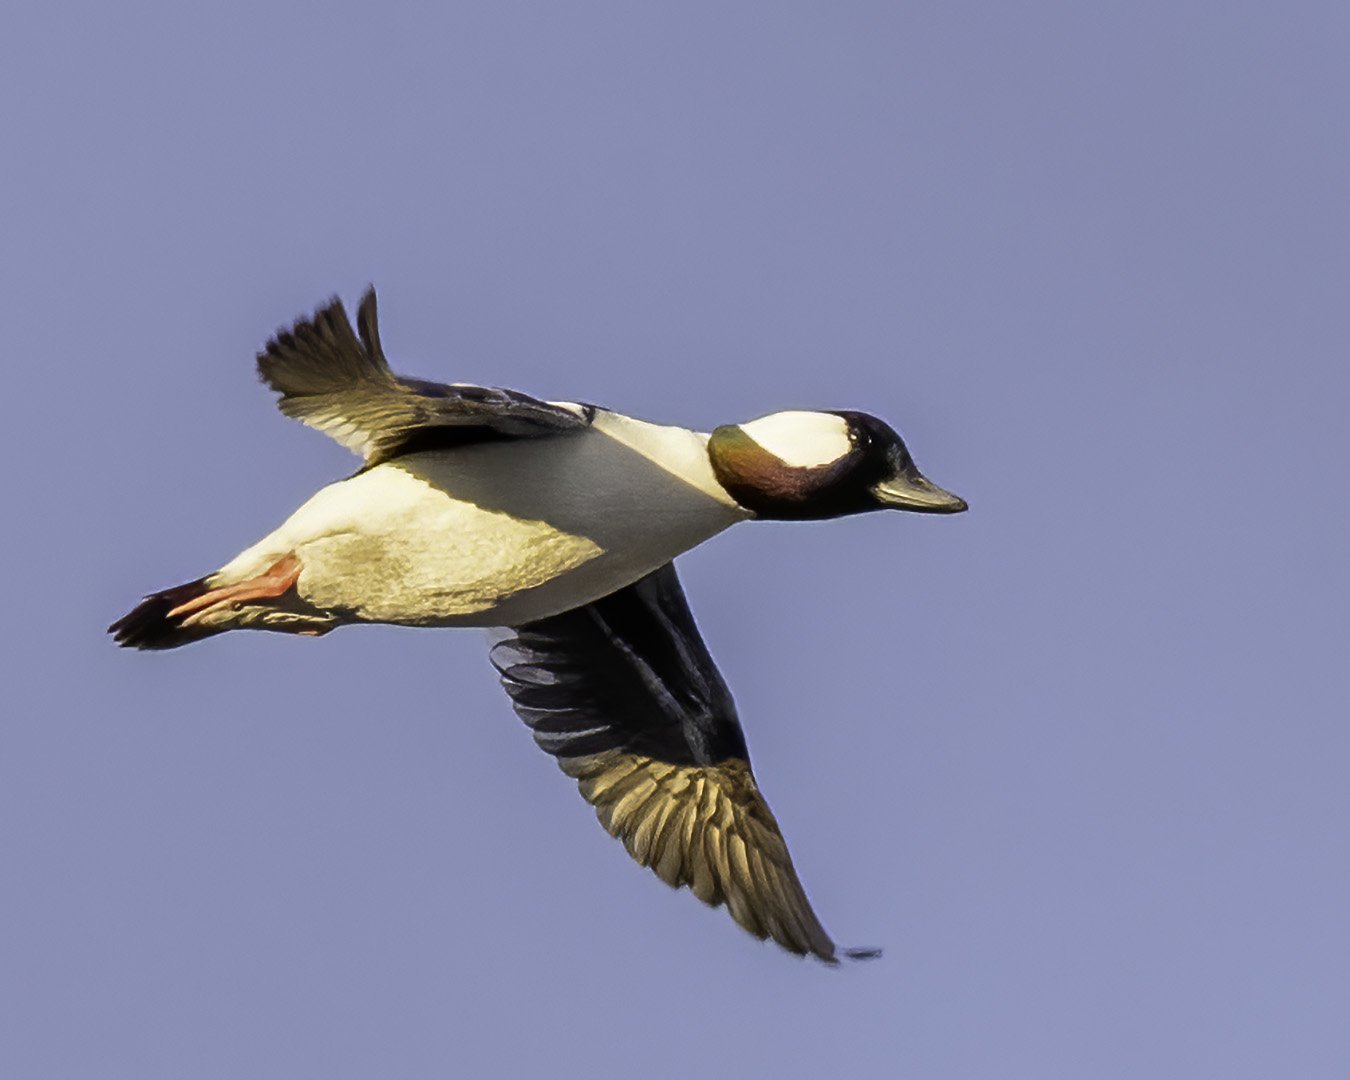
[110,288,967,963]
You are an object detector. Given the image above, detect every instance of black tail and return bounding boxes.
[109,578,218,650]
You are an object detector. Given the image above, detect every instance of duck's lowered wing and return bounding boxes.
[490,563,877,964]
[257,288,591,467]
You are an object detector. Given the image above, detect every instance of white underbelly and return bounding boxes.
[216,424,746,626]
[294,487,607,624]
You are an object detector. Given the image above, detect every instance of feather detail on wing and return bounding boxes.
[256,288,591,466]
[490,563,877,963]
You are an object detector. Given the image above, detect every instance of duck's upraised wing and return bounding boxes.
[257,288,591,466]
[490,563,876,964]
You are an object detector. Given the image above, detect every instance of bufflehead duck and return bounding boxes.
[111,288,966,963]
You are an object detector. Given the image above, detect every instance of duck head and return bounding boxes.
[707,410,967,521]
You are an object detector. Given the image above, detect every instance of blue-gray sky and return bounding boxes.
[4,3,1348,1077]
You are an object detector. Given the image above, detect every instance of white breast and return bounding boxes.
[215,415,747,626]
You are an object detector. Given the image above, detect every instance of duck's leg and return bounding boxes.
[167,554,304,621]
[110,553,321,650]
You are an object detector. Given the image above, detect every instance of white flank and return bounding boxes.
[210,414,748,627]
[739,411,852,468]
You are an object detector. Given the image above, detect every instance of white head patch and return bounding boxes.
[739,411,853,469]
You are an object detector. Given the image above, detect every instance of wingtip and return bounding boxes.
[355,285,383,363]
[809,944,882,966]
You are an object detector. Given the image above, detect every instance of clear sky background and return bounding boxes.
[4,3,1348,1077]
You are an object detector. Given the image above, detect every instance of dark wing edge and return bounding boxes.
[255,287,592,465]
[490,563,879,964]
